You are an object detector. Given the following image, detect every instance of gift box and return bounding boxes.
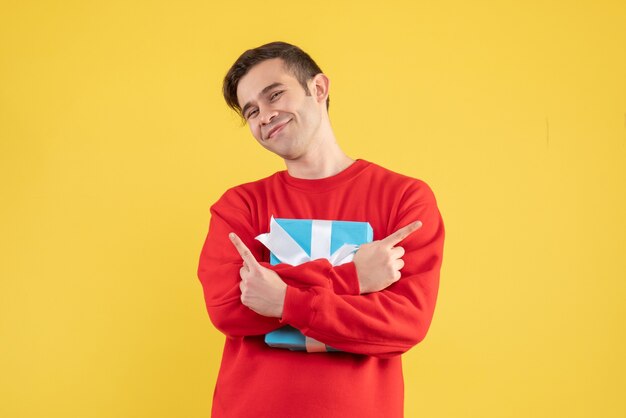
[256,217,373,352]
[264,325,341,353]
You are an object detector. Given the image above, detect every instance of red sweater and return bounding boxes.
[197,160,445,418]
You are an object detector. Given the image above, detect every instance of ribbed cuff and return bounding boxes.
[280,286,317,333]
[329,262,361,295]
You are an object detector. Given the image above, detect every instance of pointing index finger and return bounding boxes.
[381,220,423,247]
[229,232,261,269]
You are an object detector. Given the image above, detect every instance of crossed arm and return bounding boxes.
[229,221,423,318]
[198,189,444,356]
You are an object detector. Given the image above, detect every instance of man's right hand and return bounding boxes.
[353,221,422,294]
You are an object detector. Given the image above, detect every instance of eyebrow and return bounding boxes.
[241,82,285,117]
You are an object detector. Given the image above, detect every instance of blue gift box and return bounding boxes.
[264,325,341,352]
[266,218,373,266]
[256,217,373,352]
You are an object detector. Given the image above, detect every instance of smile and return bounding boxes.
[266,119,291,140]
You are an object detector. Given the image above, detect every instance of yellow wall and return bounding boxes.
[1,1,625,417]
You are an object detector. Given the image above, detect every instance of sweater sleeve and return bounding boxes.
[267,260,361,295]
[197,190,357,337]
[278,183,445,358]
[197,195,281,337]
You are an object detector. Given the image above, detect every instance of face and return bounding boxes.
[236,58,326,160]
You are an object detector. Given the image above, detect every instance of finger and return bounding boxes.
[393,258,405,271]
[381,221,422,247]
[393,270,401,282]
[239,266,247,279]
[239,281,249,306]
[229,233,261,270]
[240,283,248,306]
[390,246,405,259]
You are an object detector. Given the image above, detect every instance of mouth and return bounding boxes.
[265,119,291,140]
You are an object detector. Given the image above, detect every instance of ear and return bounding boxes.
[310,73,330,104]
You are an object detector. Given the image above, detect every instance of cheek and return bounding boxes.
[249,124,262,140]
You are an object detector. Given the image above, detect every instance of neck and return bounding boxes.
[284,126,354,179]
[285,145,354,179]
[282,109,354,179]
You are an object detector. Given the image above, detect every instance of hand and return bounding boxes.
[353,221,422,294]
[229,232,287,318]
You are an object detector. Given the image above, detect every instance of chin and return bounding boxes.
[282,150,307,161]
[267,147,296,160]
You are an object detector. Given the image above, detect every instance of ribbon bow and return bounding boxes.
[256,216,360,266]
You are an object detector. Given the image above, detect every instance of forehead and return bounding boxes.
[236,58,298,106]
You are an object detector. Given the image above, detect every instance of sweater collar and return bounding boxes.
[278,159,371,192]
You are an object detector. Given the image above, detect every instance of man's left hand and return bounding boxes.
[229,232,287,318]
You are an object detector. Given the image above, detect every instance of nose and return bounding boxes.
[259,107,278,126]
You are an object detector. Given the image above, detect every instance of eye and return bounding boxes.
[270,91,284,101]
[245,109,259,120]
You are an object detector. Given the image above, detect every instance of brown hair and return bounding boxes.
[223,41,329,117]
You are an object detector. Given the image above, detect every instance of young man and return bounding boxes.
[197,42,445,418]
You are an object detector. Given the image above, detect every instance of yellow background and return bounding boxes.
[1,1,625,417]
